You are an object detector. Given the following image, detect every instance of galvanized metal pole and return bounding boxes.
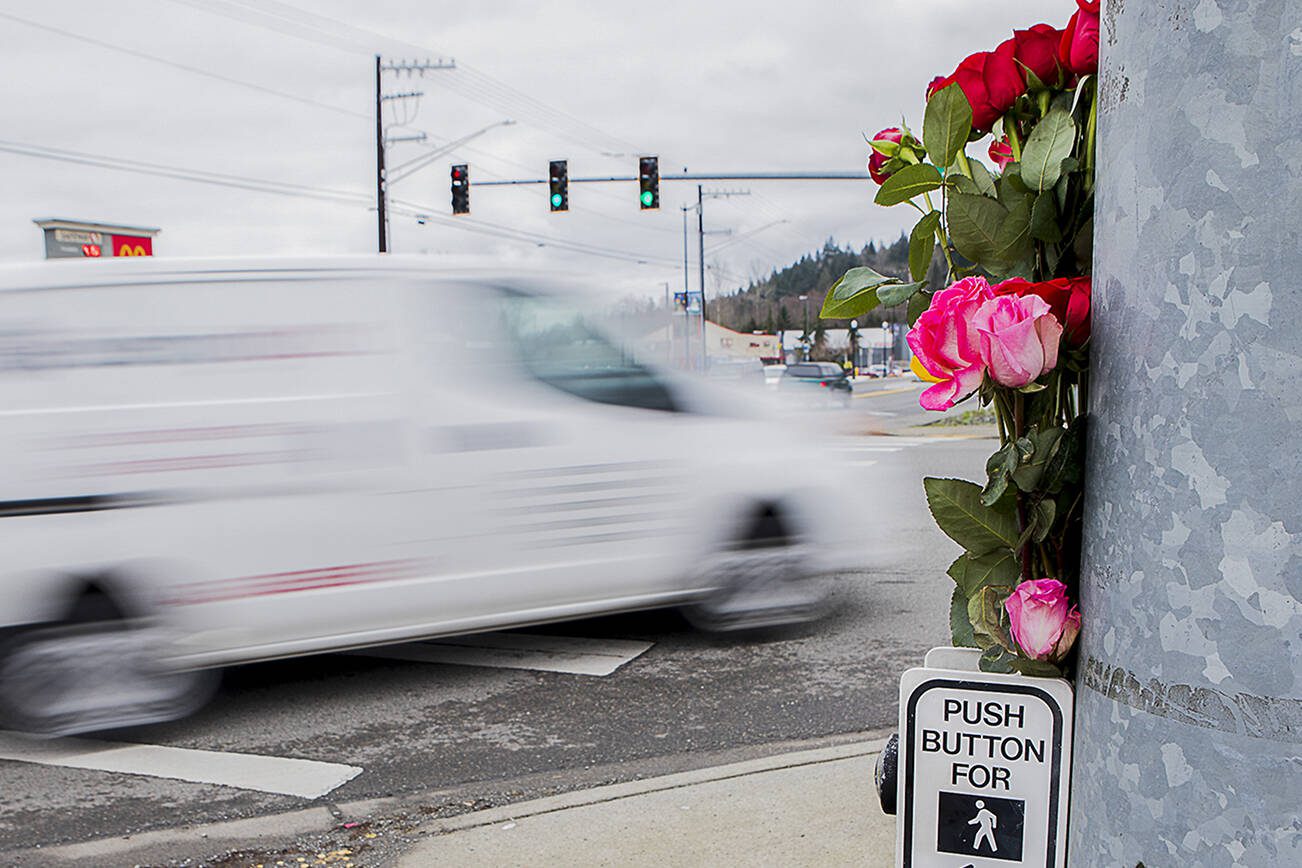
[1071,3,1302,864]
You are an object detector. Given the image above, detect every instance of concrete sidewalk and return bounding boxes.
[397,739,897,867]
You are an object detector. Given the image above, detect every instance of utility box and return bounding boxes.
[896,648,1074,867]
[33,218,160,259]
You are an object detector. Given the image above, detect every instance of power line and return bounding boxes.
[0,10,366,120]
[158,0,650,159]
[0,139,372,205]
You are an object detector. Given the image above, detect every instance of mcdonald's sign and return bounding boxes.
[111,235,153,257]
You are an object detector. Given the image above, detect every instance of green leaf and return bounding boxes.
[820,267,898,319]
[868,138,901,157]
[923,83,973,170]
[981,443,1019,507]
[990,194,1033,270]
[948,175,982,195]
[877,280,925,307]
[874,163,944,207]
[1040,417,1086,494]
[1032,498,1057,543]
[1000,167,1030,199]
[979,645,1016,673]
[1073,215,1094,269]
[968,585,1015,653]
[950,587,977,648]
[948,549,1020,597]
[1008,657,1064,677]
[1010,426,1065,492]
[923,477,1021,555]
[1030,192,1063,243]
[908,210,942,282]
[907,290,932,326]
[969,160,997,197]
[1020,108,1077,193]
[946,192,1009,265]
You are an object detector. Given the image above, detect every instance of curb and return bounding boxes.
[421,736,890,837]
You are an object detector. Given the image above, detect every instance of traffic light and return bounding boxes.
[451,164,469,215]
[638,156,659,209]
[549,160,569,211]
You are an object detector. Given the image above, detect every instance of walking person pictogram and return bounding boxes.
[968,800,998,852]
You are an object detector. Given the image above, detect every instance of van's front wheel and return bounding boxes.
[0,622,216,737]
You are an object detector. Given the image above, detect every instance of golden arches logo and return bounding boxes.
[116,244,148,257]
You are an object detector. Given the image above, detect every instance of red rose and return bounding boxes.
[1060,0,1100,75]
[1007,23,1063,86]
[868,127,904,185]
[993,276,1091,346]
[989,136,1014,170]
[930,43,1024,133]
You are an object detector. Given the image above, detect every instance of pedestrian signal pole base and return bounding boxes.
[891,647,1074,868]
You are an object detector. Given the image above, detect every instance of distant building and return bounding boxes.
[33,218,160,260]
[640,320,782,368]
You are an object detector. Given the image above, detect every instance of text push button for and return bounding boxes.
[895,664,1073,867]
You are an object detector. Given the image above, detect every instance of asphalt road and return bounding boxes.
[0,394,993,867]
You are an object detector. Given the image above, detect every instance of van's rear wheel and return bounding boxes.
[0,620,216,737]
[684,546,832,631]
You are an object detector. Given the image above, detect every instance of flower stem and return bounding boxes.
[1004,115,1023,162]
[954,149,973,179]
[1083,80,1098,193]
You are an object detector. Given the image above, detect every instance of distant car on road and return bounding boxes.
[779,362,853,407]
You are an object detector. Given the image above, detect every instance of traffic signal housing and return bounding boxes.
[639,156,659,209]
[451,164,469,215]
[549,160,569,212]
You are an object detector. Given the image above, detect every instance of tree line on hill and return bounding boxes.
[707,234,929,337]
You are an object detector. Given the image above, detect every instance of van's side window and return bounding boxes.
[495,291,680,413]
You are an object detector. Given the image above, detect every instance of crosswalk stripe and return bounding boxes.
[346,632,654,677]
[0,733,361,799]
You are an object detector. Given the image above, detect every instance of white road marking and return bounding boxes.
[849,460,879,467]
[347,632,654,677]
[834,445,903,452]
[0,733,361,799]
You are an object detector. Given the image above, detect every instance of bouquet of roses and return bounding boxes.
[823,1,1100,677]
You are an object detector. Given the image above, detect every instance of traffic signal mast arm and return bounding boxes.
[471,170,870,186]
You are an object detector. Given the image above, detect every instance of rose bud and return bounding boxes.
[1005,579,1082,662]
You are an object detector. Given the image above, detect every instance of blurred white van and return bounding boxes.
[0,257,856,735]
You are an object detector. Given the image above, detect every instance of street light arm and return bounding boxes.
[388,119,515,183]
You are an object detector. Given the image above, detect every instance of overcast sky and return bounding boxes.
[0,0,1076,298]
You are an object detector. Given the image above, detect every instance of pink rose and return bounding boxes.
[906,276,993,411]
[972,294,1063,388]
[1005,578,1081,661]
[868,127,904,185]
[992,276,1091,347]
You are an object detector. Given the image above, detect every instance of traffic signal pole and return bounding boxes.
[375,55,387,253]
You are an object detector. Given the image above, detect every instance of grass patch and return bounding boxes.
[924,407,997,427]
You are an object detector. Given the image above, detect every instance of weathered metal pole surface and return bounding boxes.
[1071,2,1302,865]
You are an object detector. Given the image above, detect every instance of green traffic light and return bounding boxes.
[641,191,655,207]
[551,193,563,208]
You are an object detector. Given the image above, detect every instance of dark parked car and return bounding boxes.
[779,362,853,407]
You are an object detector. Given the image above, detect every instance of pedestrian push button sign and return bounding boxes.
[896,667,1073,867]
